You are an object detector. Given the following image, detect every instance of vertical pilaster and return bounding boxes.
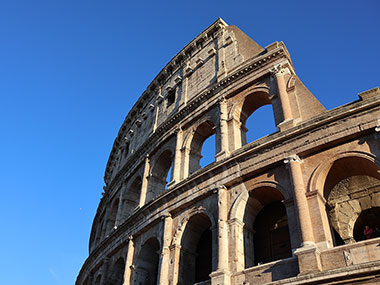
[228,218,245,272]
[270,64,293,129]
[153,86,162,132]
[169,244,181,285]
[157,213,173,285]
[285,155,322,274]
[210,186,231,284]
[215,97,230,161]
[172,128,183,183]
[115,185,125,226]
[139,155,150,207]
[123,236,135,285]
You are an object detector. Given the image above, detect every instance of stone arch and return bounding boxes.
[229,181,291,222]
[309,151,380,196]
[105,257,125,285]
[146,148,174,202]
[106,197,120,235]
[229,181,293,269]
[94,274,101,285]
[172,206,216,246]
[188,119,217,174]
[132,237,160,285]
[121,175,142,221]
[310,151,380,244]
[177,211,214,285]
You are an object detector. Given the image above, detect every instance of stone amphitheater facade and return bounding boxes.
[77,19,380,285]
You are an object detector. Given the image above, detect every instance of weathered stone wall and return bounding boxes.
[78,19,380,285]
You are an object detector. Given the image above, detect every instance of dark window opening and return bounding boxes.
[353,207,380,242]
[167,89,175,106]
[253,201,292,265]
[195,229,212,283]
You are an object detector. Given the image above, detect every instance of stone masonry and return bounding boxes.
[77,19,380,285]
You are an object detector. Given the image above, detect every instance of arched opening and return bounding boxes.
[106,198,119,235]
[132,237,160,285]
[243,187,291,268]
[200,133,216,168]
[253,201,292,265]
[189,121,216,174]
[353,207,380,241]
[122,176,142,220]
[240,91,274,145]
[94,274,101,285]
[179,213,213,284]
[147,150,173,202]
[105,258,125,285]
[324,156,380,245]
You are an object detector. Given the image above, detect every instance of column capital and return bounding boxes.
[161,212,172,220]
[284,154,303,165]
[269,64,290,78]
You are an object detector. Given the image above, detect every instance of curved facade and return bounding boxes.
[77,19,380,285]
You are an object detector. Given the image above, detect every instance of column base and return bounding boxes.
[294,244,322,275]
[210,270,231,285]
[215,150,230,162]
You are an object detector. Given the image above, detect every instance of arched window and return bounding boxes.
[94,275,101,285]
[106,198,119,235]
[353,207,380,241]
[105,258,125,285]
[324,156,380,245]
[189,121,216,174]
[240,91,275,145]
[179,213,213,284]
[132,238,160,285]
[147,150,173,202]
[121,176,142,221]
[243,187,291,267]
[253,201,292,265]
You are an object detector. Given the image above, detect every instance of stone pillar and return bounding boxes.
[123,236,135,285]
[270,64,294,129]
[181,145,191,180]
[284,155,322,274]
[215,98,230,161]
[169,244,181,285]
[157,213,172,285]
[172,128,183,183]
[216,26,227,81]
[228,218,245,272]
[210,186,231,284]
[139,155,150,207]
[115,185,125,226]
[306,190,334,250]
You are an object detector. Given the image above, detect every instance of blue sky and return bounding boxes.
[0,1,379,284]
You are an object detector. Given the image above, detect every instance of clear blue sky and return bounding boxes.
[0,1,379,284]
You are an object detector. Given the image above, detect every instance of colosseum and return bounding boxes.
[77,19,380,285]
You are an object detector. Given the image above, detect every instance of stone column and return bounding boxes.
[115,185,126,227]
[270,64,293,128]
[210,186,230,284]
[123,236,135,285]
[139,155,150,207]
[285,155,322,274]
[157,213,173,285]
[99,258,110,285]
[181,145,191,180]
[172,128,183,183]
[215,97,230,161]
